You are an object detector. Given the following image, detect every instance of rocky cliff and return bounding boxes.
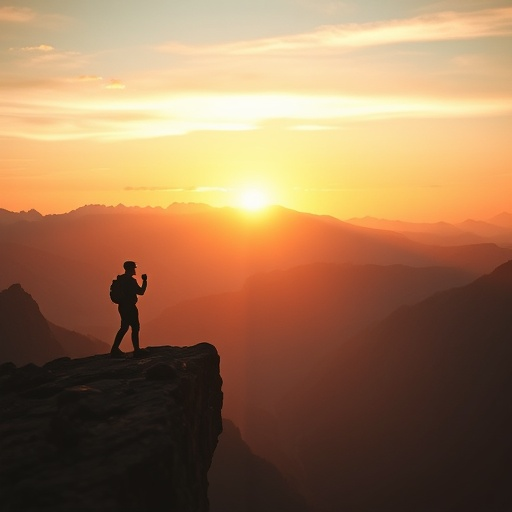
[0,344,223,512]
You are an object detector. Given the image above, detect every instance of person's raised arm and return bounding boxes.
[138,274,148,295]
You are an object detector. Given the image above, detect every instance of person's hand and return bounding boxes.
[141,274,147,281]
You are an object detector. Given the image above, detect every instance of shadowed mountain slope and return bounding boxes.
[0,284,109,366]
[282,260,512,512]
[144,262,472,468]
[209,419,311,512]
[0,283,64,365]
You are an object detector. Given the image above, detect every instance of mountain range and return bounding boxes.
[347,212,512,246]
[1,205,511,340]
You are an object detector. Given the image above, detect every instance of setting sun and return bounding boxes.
[238,188,270,211]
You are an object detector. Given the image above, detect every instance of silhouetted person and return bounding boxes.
[110,261,148,358]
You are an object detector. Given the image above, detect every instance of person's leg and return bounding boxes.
[130,306,141,351]
[112,324,128,351]
[129,306,148,357]
[131,326,140,351]
[111,306,129,353]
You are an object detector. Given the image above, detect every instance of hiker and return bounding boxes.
[110,260,148,358]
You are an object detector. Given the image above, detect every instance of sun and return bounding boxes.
[238,187,270,211]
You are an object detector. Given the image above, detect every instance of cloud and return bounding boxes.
[2,90,510,142]
[8,44,88,69]
[156,7,512,55]
[76,75,104,82]
[0,6,35,23]
[0,6,68,28]
[105,79,126,90]
[17,45,55,52]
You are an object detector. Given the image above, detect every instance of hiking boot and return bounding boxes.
[133,348,150,359]
[110,348,125,358]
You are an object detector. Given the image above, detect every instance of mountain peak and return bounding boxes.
[0,283,110,366]
[6,282,23,292]
[0,208,43,224]
[0,283,63,366]
[1,283,38,307]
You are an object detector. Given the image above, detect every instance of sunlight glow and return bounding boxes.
[238,188,270,211]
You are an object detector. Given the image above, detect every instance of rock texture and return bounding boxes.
[0,344,223,512]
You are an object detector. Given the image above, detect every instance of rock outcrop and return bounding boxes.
[0,344,223,512]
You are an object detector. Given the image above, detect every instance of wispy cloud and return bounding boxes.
[156,7,512,55]
[75,75,103,82]
[0,6,35,23]
[105,79,126,90]
[8,44,88,69]
[67,76,128,90]
[1,4,511,142]
[13,44,55,52]
[2,91,510,141]
[0,5,69,28]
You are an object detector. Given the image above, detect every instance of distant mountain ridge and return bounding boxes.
[0,203,214,223]
[0,283,109,365]
[0,208,43,225]
[347,212,512,246]
[489,211,512,228]
[3,204,511,246]
[1,204,511,337]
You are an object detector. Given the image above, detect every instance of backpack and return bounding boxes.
[109,276,126,304]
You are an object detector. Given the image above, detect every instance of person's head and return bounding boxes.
[123,260,137,275]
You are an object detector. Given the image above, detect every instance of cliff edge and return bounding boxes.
[0,344,223,512]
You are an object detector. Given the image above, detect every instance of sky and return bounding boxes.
[1,0,511,221]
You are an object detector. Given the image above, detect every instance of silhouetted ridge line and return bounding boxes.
[0,283,108,366]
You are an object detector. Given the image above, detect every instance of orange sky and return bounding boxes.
[1,1,511,222]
